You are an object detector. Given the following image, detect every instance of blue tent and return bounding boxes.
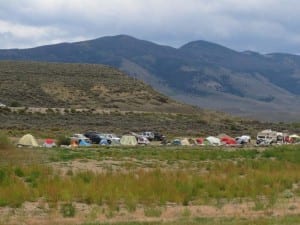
[172,139,182,145]
[78,139,91,147]
[99,139,110,145]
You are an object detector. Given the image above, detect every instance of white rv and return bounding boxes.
[256,129,283,145]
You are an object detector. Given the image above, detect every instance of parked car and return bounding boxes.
[90,134,106,144]
[84,131,104,144]
[154,132,166,141]
[70,134,91,143]
[103,134,120,142]
[84,131,98,139]
[137,136,150,145]
[141,132,155,141]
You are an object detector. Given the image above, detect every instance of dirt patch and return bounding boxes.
[1,198,300,225]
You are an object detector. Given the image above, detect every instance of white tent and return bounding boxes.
[205,136,221,146]
[236,135,251,144]
[120,135,138,146]
[180,138,191,146]
[17,134,39,147]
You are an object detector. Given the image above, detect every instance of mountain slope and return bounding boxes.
[0,61,198,114]
[1,35,300,121]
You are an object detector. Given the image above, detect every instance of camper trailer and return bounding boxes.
[256,129,283,145]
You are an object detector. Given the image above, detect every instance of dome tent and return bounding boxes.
[120,135,137,146]
[17,134,39,147]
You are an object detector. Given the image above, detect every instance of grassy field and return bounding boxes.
[1,132,300,224]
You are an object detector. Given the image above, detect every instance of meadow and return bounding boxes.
[0,132,300,224]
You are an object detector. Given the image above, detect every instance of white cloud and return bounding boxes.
[0,0,300,52]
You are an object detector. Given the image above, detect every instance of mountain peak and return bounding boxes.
[180,40,237,53]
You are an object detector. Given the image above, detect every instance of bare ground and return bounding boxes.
[1,198,300,225]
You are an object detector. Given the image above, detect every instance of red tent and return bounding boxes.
[45,139,55,144]
[43,139,56,148]
[221,137,236,145]
[196,138,204,145]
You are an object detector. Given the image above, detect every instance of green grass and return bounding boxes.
[0,146,300,208]
[1,140,300,224]
[45,144,300,163]
[81,215,300,225]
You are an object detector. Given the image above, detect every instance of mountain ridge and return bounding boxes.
[0,35,300,121]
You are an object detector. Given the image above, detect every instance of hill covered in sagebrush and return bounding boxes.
[0,61,196,113]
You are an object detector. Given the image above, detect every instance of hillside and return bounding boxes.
[3,61,294,138]
[1,35,300,121]
[0,61,196,113]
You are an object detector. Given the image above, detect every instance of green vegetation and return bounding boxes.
[60,203,76,217]
[1,139,300,224]
[0,61,195,113]
[1,107,297,138]
[80,216,300,225]
[0,146,300,209]
[0,132,12,149]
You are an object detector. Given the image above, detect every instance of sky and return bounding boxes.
[0,0,300,53]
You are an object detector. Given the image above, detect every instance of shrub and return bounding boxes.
[144,207,162,217]
[60,203,76,217]
[10,101,21,107]
[46,108,55,114]
[57,136,71,146]
[14,167,25,177]
[0,132,12,150]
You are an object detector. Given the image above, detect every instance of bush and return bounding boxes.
[60,203,76,217]
[0,132,12,149]
[57,136,71,146]
[10,101,21,107]
[144,207,162,217]
[14,167,25,177]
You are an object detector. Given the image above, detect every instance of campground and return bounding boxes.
[2,107,300,224]
[1,136,300,225]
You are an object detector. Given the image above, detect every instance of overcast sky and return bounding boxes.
[0,0,299,53]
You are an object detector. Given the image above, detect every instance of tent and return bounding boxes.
[100,139,110,145]
[172,139,182,145]
[217,133,229,139]
[17,134,39,147]
[180,138,191,146]
[120,135,137,146]
[289,134,300,143]
[236,135,251,144]
[78,139,91,147]
[221,136,236,145]
[205,136,221,146]
[43,139,56,148]
[188,138,196,145]
[196,138,204,145]
[110,139,121,146]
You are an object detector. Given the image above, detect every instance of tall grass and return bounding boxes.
[0,132,12,150]
[0,156,299,209]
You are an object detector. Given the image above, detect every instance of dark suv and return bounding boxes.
[84,131,104,144]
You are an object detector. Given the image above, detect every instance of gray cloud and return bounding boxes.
[0,0,300,53]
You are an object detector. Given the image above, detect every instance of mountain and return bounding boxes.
[0,35,300,121]
[0,61,197,114]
